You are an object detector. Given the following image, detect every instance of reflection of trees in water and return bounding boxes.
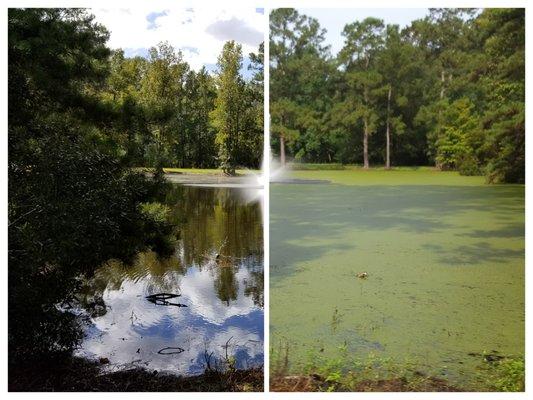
[80,186,263,308]
[215,266,238,306]
[165,186,263,266]
[78,251,184,313]
[165,185,263,306]
[244,269,264,308]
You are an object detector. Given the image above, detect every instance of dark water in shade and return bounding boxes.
[75,185,264,376]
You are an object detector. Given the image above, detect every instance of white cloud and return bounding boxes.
[91,7,264,70]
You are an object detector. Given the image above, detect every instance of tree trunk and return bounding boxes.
[363,118,369,169]
[280,135,286,166]
[436,69,446,169]
[363,85,370,169]
[385,85,392,170]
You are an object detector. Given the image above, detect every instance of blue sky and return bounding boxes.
[299,8,430,56]
[91,8,264,78]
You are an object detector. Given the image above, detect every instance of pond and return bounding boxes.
[75,185,264,376]
[270,170,524,390]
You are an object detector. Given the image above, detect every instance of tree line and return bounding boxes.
[99,40,263,173]
[270,8,524,183]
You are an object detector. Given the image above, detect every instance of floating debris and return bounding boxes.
[356,272,368,279]
[146,293,187,307]
[146,293,181,301]
[467,351,505,363]
[158,347,185,355]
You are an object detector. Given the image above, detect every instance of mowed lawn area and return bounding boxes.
[270,168,524,390]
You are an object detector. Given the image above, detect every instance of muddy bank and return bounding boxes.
[270,373,462,392]
[9,357,263,392]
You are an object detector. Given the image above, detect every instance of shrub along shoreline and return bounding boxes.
[9,357,263,392]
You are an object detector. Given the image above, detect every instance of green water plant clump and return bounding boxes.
[484,356,525,392]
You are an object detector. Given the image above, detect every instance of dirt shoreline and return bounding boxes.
[9,357,263,392]
[270,373,463,392]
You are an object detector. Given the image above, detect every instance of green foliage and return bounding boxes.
[488,357,525,392]
[8,8,173,366]
[96,41,262,170]
[270,8,524,183]
[210,41,248,175]
[270,8,334,163]
[435,98,480,171]
[457,153,481,176]
[8,137,172,363]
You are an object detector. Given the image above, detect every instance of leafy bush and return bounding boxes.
[8,8,175,370]
[457,153,482,176]
[8,137,171,364]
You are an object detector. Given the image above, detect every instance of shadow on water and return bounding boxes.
[270,184,524,283]
[76,185,264,376]
[421,242,524,265]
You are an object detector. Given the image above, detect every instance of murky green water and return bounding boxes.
[76,185,264,376]
[270,171,524,389]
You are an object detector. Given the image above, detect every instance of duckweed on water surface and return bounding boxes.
[270,169,524,391]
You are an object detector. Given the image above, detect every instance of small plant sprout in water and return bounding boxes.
[331,307,342,333]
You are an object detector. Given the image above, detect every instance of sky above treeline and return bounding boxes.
[299,8,430,56]
[91,8,433,75]
[91,7,265,78]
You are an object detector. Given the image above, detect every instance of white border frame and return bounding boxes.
[1,1,531,398]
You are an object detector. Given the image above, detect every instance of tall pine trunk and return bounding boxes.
[385,85,392,170]
[363,118,369,169]
[436,69,446,169]
[363,85,370,169]
[280,135,286,166]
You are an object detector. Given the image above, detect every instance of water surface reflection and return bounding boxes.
[76,186,263,376]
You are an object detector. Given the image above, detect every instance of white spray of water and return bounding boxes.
[239,158,266,206]
[269,158,289,182]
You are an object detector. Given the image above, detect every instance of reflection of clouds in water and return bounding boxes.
[75,186,264,376]
[182,265,257,325]
[81,321,261,375]
[76,264,263,376]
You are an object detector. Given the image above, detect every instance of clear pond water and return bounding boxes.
[75,185,264,376]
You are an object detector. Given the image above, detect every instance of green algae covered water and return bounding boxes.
[270,169,524,390]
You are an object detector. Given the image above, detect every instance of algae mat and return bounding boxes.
[270,170,524,389]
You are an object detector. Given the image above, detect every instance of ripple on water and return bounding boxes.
[75,186,264,376]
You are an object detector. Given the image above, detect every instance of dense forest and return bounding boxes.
[8,8,262,374]
[106,41,264,172]
[270,8,524,183]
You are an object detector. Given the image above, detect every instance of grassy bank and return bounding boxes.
[270,342,524,392]
[9,357,263,392]
[281,165,489,186]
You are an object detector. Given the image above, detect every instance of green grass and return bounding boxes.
[486,356,525,392]
[285,167,488,186]
[288,163,346,171]
[270,169,524,391]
